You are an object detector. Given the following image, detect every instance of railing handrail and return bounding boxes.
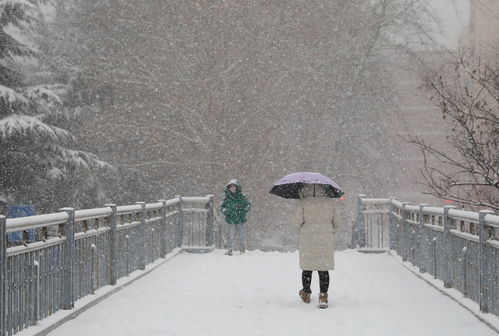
[3,197,217,234]
[0,194,216,336]
[370,198,498,227]
[354,195,498,317]
[6,212,69,233]
[74,207,113,221]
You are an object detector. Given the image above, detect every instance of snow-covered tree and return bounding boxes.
[0,0,107,211]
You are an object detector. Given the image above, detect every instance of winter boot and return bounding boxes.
[226,248,233,256]
[299,289,311,304]
[318,292,328,309]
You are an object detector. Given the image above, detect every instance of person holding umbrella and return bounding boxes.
[221,179,251,256]
[270,172,343,309]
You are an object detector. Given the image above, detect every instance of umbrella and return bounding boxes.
[270,172,344,199]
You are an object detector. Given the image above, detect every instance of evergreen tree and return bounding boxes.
[0,0,107,211]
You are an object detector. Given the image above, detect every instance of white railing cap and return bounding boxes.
[164,198,181,207]
[145,202,164,211]
[75,207,113,221]
[116,204,142,215]
[405,205,420,212]
[6,212,69,233]
[483,213,499,227]
[448,209,480,223]
[361,198,391,205]
[181,196,211,203]
[422,207,445,216]
[391,199,403,209]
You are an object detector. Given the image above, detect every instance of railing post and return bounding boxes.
[125,234,130,275]
[461,246,468,298]
[175,195,183,248]
[206,195,214,247]
[105,204,117,286]
[401,202,411,261]
[442,205,456,288]
[432,236,438,278]
[60,207,75,310]
[158,200,167,258]
[418,204,429,273]
[1,216,6,336]
[33,260,40,324]
[90,244,97,294]
[136,202,146,270]
[478,210,494,313]
[353,194,367,248]
[410,229,416,264]
[150,228,155,260]
[388,197,397,250]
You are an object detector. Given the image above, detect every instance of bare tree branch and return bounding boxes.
[406,50,498,211]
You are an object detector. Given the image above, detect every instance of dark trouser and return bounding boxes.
[302,270,330,293]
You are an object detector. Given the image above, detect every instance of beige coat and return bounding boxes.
[294,184,338,271]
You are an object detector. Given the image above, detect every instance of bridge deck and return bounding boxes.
[38,250,496,336]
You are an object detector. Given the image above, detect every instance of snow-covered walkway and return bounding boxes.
[44,250,496,336]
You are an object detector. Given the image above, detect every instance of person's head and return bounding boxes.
[226,179,241,194]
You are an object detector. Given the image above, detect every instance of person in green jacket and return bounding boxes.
[220,179,251,255]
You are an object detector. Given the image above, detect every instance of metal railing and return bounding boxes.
[352,195,499,317]
[0,195,215,336]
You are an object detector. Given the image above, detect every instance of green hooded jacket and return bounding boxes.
[220,179,251,224]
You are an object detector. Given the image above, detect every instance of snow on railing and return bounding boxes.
[352,195,499,317]
[74,207,113,221]
[5,212,68,233]
[0,194,215,336]
[116,204,142,215]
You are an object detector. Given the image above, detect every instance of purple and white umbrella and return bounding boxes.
[270,172,344,199]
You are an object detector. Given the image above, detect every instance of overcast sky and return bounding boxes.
[431,0,470,49]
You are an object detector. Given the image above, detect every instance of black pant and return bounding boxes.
[302,270,329,293]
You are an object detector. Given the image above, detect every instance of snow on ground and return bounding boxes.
[41,249,496,336]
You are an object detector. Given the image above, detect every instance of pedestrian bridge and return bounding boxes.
[1,196,498,336]
[22,249,498,336]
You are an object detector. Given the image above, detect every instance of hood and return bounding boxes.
[225,179,243,193]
